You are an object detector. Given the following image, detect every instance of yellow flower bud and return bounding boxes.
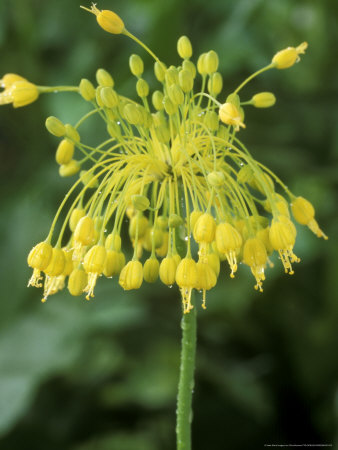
[59,159,80,177]
[74,216,95,246]
[79,78,96,101]
[168,84,184,106]
[204,252,220,277]
[129,214,149,239]
[62,249,74,276]
[176,258,198,314]
[136,78,149,98]
[131,195,150,211]
[65,124,80,143]
[207,72,223,96]
[0,73,26,88]
[215,222,242,277]
[195,261,217,309]
[179,69,194,93]
[10,80,39,108]
[168,214,182,228]
[204,111,219,132]
[44,248,66,277]
[45,116,66,137]
[193,213,216,244]
[68,268,88,296]
[83,245,106,274]
[27,241,53,271]
[190,210,203,230]
[154,61,167,82]
[80,170,99,188]
[69,208,86,232]
[207,171,225,187]
[197,53,208,75]
[143,226,164,252]
[205,50,219,74]
[163,96,178,115]
[165,66,179,86]
[119,260,143,290]
[96,68,114,87]
[55,139,74,165]
[156,232,169,258]
[291,196,314,225]
[159,256,178,286]
[272,42,308,69]
[129,54,144,77]
[143,257,160,283]
[243,238,268,292]
[104,250,125,277]
[182,60,196,78]
[100,86,119,108]
[237,165,254,184]
[219,102,245,131]
[269,218,299,274]
[152,90,164,111]
[256,227,274,255]
[105,233,122,251]
[177,36,193,59]
[123,103,143,125]
[291,196,328,240]
[252,92,276,108]
[81,5,125,34]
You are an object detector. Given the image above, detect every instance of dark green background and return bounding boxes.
[0,0,337,449]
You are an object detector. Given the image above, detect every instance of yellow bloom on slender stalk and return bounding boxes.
[3,6,324,312]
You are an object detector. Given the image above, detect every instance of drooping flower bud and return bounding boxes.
[119,260,143,290]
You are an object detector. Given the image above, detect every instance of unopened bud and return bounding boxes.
[252,92,276,108]
[131,195,150,211]
[136,78,149,98]
[129,54,144,77]
[96,68,114,87]
[79,78,96,101]
[177,36,193,59]
[45,116,66,137]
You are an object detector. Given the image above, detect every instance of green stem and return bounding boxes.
[176,292,197,450]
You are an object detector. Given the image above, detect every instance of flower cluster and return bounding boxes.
[2,5,326,313]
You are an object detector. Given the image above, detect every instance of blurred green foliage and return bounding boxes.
[0,0,337,449]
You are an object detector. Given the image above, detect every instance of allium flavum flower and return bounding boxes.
[3,5,327,313]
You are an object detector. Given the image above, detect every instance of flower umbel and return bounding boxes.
[4,6,325,312]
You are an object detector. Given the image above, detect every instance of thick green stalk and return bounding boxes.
[176,293,197,450]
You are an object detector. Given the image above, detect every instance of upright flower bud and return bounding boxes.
[168,84,184,105]
[208,72,223,96]
[179,69,194,93]
[136,78,149,98]
[79,78,96,101]
[96,68,114,87]
[205,50,219,74]
[154,61,167,82]
[177,36,193,59]
[129,54,144,77]
[131,195,150,211]
[152,90,164,111]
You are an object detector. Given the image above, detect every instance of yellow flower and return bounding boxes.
[17,9,325,312]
